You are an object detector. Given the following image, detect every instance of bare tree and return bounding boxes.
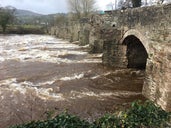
[132,0,142,7]
[146,0,166,5]
[125,0,132,7]
[67,0,96,19]
[68,0,81,19]
[118,0,132,9]
[81,0,96,17]
[54,13,68,26]
[156,0,165,4]
[106,2,115,10]
[118,0,141,8]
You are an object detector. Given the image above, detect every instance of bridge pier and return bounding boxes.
[143,44,171,111]
[102,39,127,68]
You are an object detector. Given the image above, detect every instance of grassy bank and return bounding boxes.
[9,100,171,128]
[0,25,46,34]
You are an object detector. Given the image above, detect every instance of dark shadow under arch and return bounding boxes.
[123,35,148,69]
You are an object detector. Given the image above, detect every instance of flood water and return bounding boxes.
[0,35,146,127]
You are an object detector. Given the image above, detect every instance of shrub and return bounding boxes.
[10,112,91,128]
[93,114,122,128]
[123,100,171,128]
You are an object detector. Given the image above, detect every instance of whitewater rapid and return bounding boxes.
[0,35,145,127]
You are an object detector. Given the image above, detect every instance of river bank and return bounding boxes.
[0,25,46,34]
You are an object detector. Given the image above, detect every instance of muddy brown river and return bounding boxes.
[0,35,146,128]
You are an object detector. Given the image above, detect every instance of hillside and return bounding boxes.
[14,9,43,17]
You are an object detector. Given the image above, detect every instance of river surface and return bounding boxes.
[0,35,146,127]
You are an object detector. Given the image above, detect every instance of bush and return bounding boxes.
[123,100,171,128]
[10,112,91,128]
[93,114,122,128]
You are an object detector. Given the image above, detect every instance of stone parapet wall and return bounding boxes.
[49,20,91,46]
[50,21,80,42]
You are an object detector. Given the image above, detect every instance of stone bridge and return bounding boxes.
[90,4,171,111]
[50,4,171,111]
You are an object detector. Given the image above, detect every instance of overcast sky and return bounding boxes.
[0,0,113,14]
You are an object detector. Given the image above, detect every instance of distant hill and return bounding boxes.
[14,9,43,17]
[1,5,60,26]
[1,6,43,17]
[7,7,46,25]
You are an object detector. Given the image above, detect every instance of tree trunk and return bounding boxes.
[2,24,6,33]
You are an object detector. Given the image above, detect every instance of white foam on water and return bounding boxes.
[38,80,56,86]
[111,91,142,97]
[69,90,108,100]
[0,57,5,61]
[69,90,141,100]
[0,35,102,64]
[0,35,92,63]
[0,35,99,64]
[90,75,101,79]
[60,73,84,81]
[22,80,56,87]
[80,44,89,48]
[82,59,102,63]
[1,96,4,100]
[0,78,64,101]
[32,87,64,100]
[0,34,103,101]
[0,78,27,94]
[81,91,99,97]
[90,72,111,79]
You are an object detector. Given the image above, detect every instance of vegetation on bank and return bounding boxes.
[9,100,171,128]
[0,25,46,34]
[0,7,15,33]
[0,6,51,34]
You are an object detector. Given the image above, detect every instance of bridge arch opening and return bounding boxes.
[122,35,148,69]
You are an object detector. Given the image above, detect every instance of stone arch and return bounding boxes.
[120,29,150,54]
[121,30,149,69]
